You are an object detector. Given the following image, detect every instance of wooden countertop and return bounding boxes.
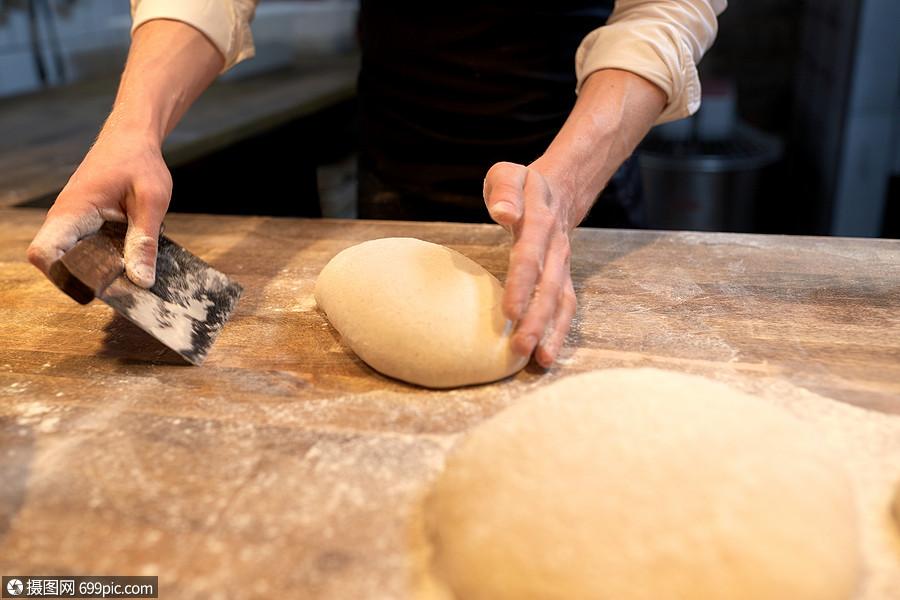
[1,208,899,598]
[0,57,358,209]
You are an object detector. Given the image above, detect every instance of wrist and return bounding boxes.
[100,107,165,148]
[531,69,666,231]
[529,155,585,232]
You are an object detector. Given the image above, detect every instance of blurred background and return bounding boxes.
[0,0,897,237]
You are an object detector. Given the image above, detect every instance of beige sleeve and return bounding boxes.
[576,0,727,124]
[130,0,259,71]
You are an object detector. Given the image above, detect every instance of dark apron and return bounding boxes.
[356,2,645,228]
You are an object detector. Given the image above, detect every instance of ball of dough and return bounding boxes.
[425,368,860,600]
[892,479,900,533]
[314,238,527,388]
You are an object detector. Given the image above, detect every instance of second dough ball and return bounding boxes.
[425,369,861,600]
[314,238,527,388]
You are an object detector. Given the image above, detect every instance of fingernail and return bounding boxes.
[505,303,523,321]
[492,200,512,213]
[129,264,155,288]
[518,334,538,356]
[536,353,552,369]
[491,201,515,221]
[538,343,557,367]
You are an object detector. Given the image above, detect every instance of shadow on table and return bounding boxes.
[97,314,188,366]
[564,228,663,351]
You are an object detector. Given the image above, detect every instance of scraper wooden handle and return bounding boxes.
[48,222,128,305]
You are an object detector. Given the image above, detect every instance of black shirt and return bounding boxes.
[356,2,644,226]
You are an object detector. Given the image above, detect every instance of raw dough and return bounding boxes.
[424,368,861,600]
[893,480,900,533]
[314,238,527,388]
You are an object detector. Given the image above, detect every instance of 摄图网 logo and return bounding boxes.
[6,579,23,596]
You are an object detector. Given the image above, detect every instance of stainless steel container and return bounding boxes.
[639,123,783,232]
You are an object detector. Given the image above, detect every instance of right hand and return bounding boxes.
[27,127,172,288]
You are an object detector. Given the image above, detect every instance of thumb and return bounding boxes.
[484,162,527,228]
[124,189,168,288]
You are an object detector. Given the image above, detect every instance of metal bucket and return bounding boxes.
[639,124,783,232]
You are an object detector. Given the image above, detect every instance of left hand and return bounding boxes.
[483,161,578,368]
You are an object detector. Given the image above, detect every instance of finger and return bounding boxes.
[484,161,526,228]
[502,170,554,321]
[26,199,121,276]
[535,280,577,368]
[510,231,571,357]
[124,184,169,288]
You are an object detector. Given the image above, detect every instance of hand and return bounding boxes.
[27,127,172,288]
[483,161,578,368]
[27,18,223,290]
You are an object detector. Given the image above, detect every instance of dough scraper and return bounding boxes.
[47,222,243,365]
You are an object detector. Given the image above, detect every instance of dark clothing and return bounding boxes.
[358,155,645,228]
[356,2,645,228]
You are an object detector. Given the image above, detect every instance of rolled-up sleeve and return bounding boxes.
[576,0,727,124]
[130,0,259,71]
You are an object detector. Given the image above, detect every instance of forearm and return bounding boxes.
[533,68,666,230]
[105,19,224,146]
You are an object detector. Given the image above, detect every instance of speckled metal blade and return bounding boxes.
[50,222,242,365]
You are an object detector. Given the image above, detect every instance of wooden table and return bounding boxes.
[0,57,358,209]
[1,208,899,598]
